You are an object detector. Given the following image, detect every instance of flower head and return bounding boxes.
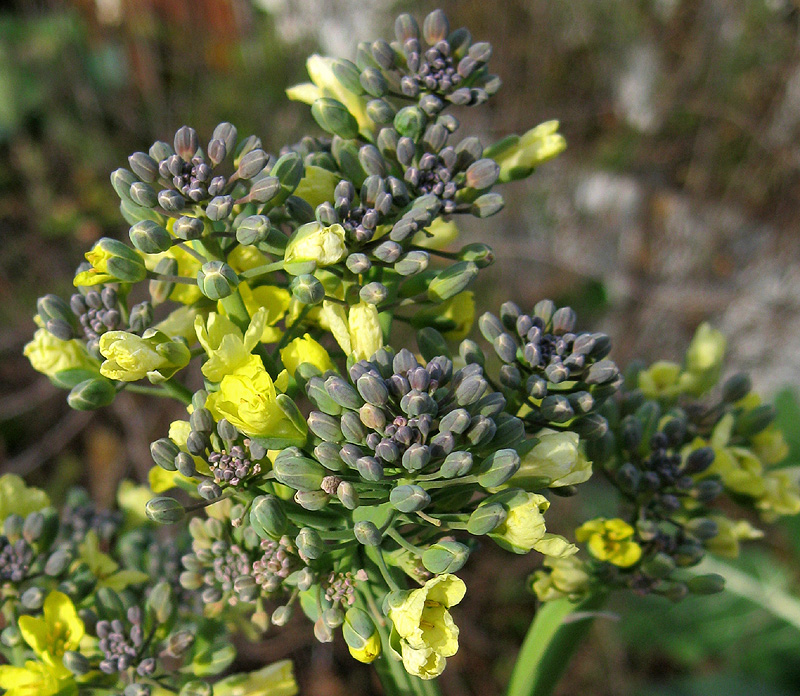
[18,590,84,658]
[0,474,50,524]
[490,491,577,557]
[510,429,592,488]
[575,518,642,567]
[24,329,98,379]
[285,221,347,267]
[99,329,190,383]
[280,334,335,377]
[0,657,73,696]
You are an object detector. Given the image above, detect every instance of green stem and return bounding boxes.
[240,260,286,280]
[159,378,193,405]
[505,592,607,696]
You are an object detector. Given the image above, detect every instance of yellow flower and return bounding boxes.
[758,469,800,519]
[752,425,790,466]
[509,430,592,488]
[294,165,342,209]
[287,55,371,134]
[279,334,335,377]
[699,414,766,497]
[704,516,763,558]
[24,329,99,379]
[195,309,267,382]
[531,555,590,602]
[236,283,292,344]
[212,659,298,696]
[321,300,383,360]
[386,574,466,680]
[679,322,726,396]
[99,329,190,383]
[206,361,307,445]
[18,590,84,658]
[412,218,459,250]
[285,221,347,267]
[490,491,577,557]
[78,530,149,591]
[491,120,566,182]
[155,305,205,343]
[575,518,642,567]
[0,656,74,696]
[412,292,475,341]
[0,474,50,523]
[638,361,682,400]
[73,238,146,286]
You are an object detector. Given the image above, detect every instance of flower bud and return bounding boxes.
[394,106,426,140]
[422,541,470,574]
[641,552,676,579]
[458,243,494,268]
[129,301,153,333]
[145,496,185,524]
[470,192,504,218]
[45,549,72,576]
[735,404,775,438]
[197,261,238,300]
[129,220,171,254]
[683,447,715,475]
[76,237,147,285]
[296,527,325,560]
[343,607,381,663]
[179,681,213,696]
[440,451,473,479]
[467,502,507,535]
[67,378,116,411]
[427,261,479,302]
[151,438,181,471]
[250,495,288,539]
[722,372,752,403]
[312,97,360,139]
[477,448,520,488]
[147,581,174,624]
[285,221,347,267]
[290,274,325,305]
[337,480,359,509]
[273,454,325,491]
[354,520,382,546]
[174,216,204,241]
[390,484,431,513]
[20,586,45,611]
[687,573,725,595]
[63,651,91,676]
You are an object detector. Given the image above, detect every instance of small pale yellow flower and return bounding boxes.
[412,218,459,250]
[575,518,642,567]
[18,590,84,658]
[387,574,466,680]
[24,329,99,379]
[489,491,577,557]
[757,469,800,519]
[99,329,190,383]
[704,516,763,558]
[236,282,292,344]
[294,165,342,209]
[679,322,726,396]
[492,120,566,182]
[0,656,73,696]
[206,361,306,444]
[212,659,298,696]
[280,334,334,377]
[0,474,50,523]
[284,221,347,267]
[638,361,682,400]
[195,309,268,382]
[532,555,591,602]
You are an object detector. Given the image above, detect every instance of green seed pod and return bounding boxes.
[67,378,116,411]
[390,484,431,513]
[145,497,185,524]
[273,454,325,491]
[312,97,360,140]
[353,520,381,546]
[422,541,470,574]
[476,448,520,488]
[470,193,504,218]
[197,261,239,300]
[129,220,171,254]
[687,573,725,595]
[467,502,507,535]
[250,495,288,540]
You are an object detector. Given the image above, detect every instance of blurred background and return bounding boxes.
[2,0,800,694]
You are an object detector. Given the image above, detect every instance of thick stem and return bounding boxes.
[505,592,607,696]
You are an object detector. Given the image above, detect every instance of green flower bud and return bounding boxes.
[294,490,330,510]
[467,502,507,535]
[129,220,171,254]
[337,480,359,509]
[458,243,495,268]
[395,250,429,276]
[174,125,199,160]
[63,650,91,676]
[110,168,137,202]
[20,586,45,611]
[179,681,213,696]
[248,175,282,203]
[360,281,389,305]
[684,446,715,475]
[67,377,116,411]
[290,274,325,305]
[722,372,752,403]
[687,573,725,595]
[151,438,181,471]
[390,484,431,513]
[45,549,72,576]
[197,261,239,300]
[250,495,288,540]
[312,97,360,139]
[236,215,271,246]
[173,216,204,241]
[147,581,174,624]
[440,451,473,478]
[273,453,325,491]
[466,159,500,190]
[459,339,485,366]
[129,151,159,182]
[296,527,325,560]
[470,193,504,218]
[308,412,344,442]
[354,520,382,546]
[130,180,158,208]
[641,552,676,579]
[145,496,185,524]
[422,541,471,574]
[238,149,268,179]
[367,98,395,123]
[477,448,521,488]
[394,106,426,140]
[0,627,22,648]
[428,261,479,302]
[343,607,381,663]
[735,404,775,438]
[206,195,234,221]
[77,237,147,285]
